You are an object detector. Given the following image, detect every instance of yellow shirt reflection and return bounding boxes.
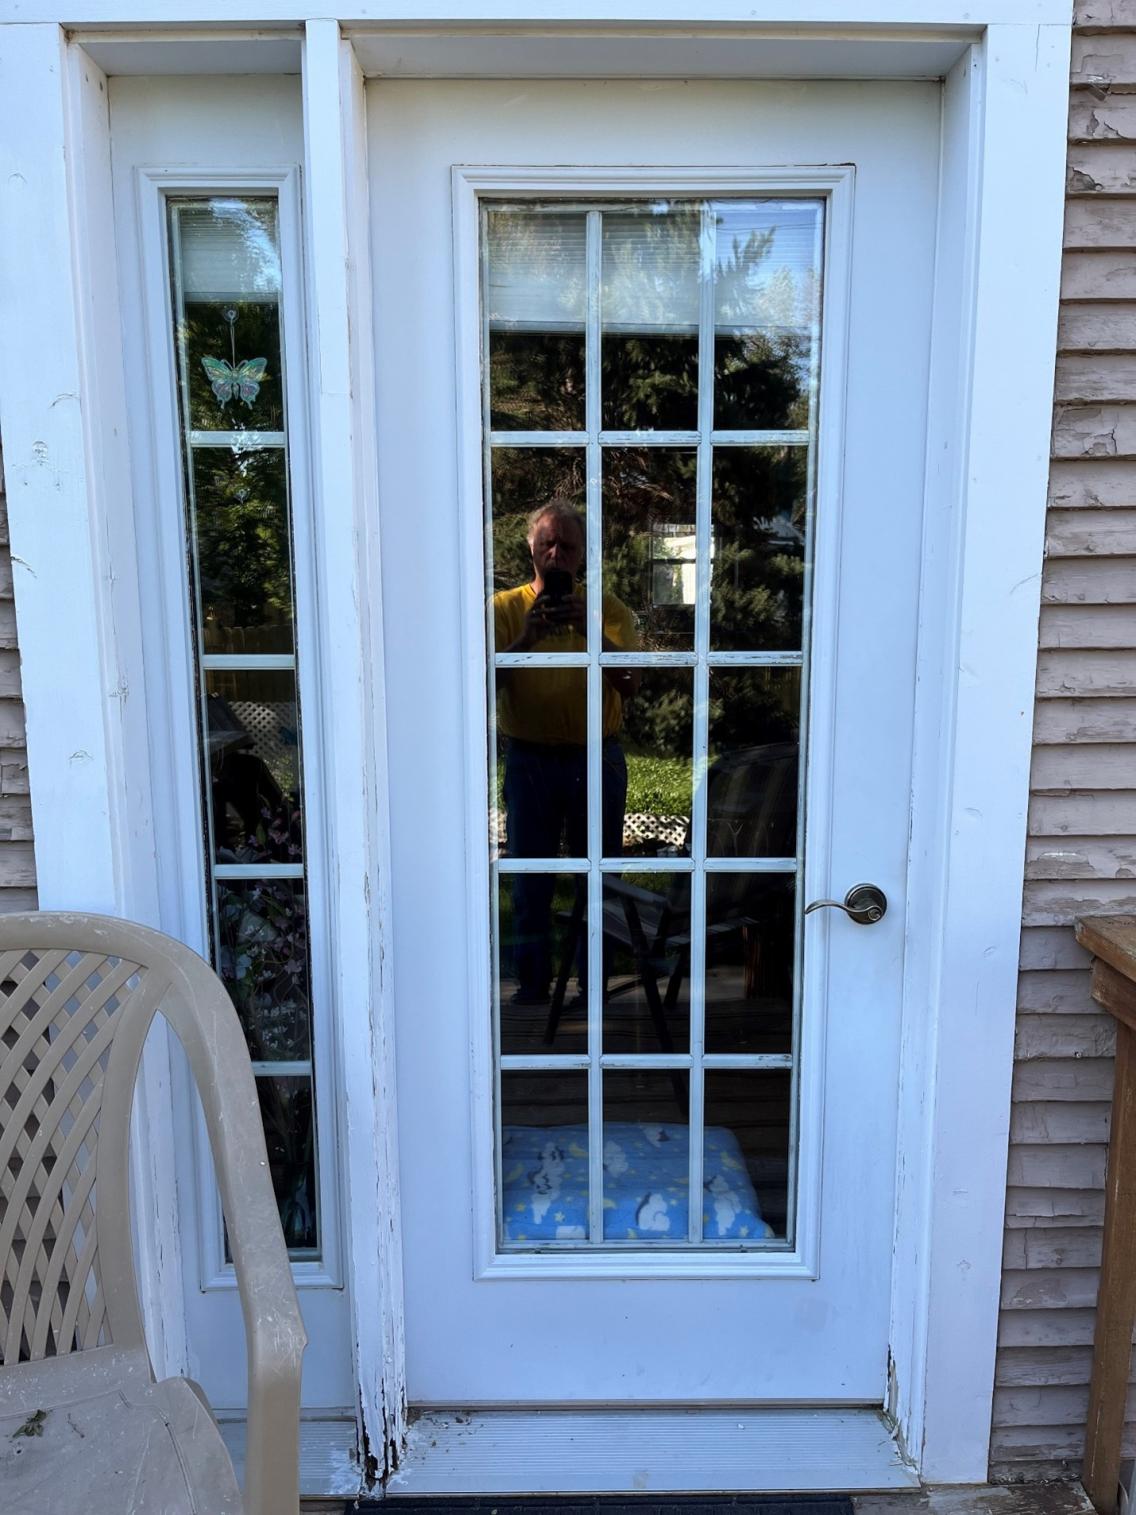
[493,584,637,745]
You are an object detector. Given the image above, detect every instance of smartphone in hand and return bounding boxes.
[542,568,573,601]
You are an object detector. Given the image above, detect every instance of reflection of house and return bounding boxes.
[649,521,698,606]
[0,7,1130,1512]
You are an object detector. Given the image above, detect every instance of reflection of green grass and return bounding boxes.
[494,755,690,817]
[626,755,690,817]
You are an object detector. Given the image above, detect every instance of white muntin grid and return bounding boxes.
[484,195,823,1252]
[167,195,320,1257]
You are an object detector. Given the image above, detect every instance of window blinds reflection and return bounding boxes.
[601,206,700,336]
[713,201,822,333]
[175,199,282,303]
[486,207,587,332]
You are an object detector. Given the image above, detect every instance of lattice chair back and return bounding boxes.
[0,910,300,1361]
[0,926,146,1366]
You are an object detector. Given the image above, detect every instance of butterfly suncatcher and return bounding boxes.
[201,306,269,409]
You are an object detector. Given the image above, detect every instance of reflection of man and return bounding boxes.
[494,499,640,1004]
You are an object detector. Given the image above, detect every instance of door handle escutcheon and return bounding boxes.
[805,883,888,926]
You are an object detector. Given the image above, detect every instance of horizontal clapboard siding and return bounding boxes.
[0,450,35,912]
[994,2,1136,1483]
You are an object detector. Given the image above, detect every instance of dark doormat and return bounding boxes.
[353,1499,855,1514]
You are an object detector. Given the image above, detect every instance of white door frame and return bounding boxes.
[0,5,1070,1488]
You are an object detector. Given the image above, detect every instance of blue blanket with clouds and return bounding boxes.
[501,1121,772,1243]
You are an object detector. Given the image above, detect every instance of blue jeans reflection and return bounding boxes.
[503,737,627,1001]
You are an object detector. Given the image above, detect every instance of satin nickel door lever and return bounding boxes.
[804,883,888,926]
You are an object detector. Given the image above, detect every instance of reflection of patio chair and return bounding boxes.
[545,877,692,1113]
[0,912,306,1515]
[544,742,798,1085]
[705,740,797,860]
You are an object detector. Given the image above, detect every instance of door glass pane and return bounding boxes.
[602,448,697,651]
[495,670,588,862]
[603,1071,691,1242]
[256,1076,318,1255]
[497,873,587,1052]
[487,206,587,432]
[704,873,795,1056]
[206,670,302,866]
[601,206,700,432]
[217,879,311,1061]
[703,1071,791,1241]
[491,449,586,559]
[707,667,800,858]
[602,873,691,1055]
[710,445,807,652]
[484,197,820,1251]
[713,200,821,432]
[190,448,294,654]
[618,666,693,858]
[489,451,587,666]
[501,1071,590,1244]
[175,200,285,435]
[168,195,321,1261]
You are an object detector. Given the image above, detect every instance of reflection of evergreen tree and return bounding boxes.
[708,668,799,752]
[490,332,585,431]
[622,671,693,775]
[192,449,293,643]
[715,330,809,431]
[710,447,806,652]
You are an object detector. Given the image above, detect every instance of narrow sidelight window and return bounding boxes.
[484,198,822,1250]
[167,196,320,1259]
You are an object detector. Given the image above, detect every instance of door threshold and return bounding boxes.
[386,1408,920,1495]
[218,1414,361,1498]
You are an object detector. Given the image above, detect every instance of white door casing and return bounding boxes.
[372,77,939,1406]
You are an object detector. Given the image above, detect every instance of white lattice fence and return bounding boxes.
[492,811,689,851]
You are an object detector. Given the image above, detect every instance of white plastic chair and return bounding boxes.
[0,911,307,1514]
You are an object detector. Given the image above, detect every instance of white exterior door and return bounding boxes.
[372,78,940,1406]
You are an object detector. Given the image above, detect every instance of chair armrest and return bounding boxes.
[232,1218,307,1515]
[158,953,308,1515]
[206,1081,307,1515]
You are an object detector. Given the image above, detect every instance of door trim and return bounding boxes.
[888,28,1070,1482]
